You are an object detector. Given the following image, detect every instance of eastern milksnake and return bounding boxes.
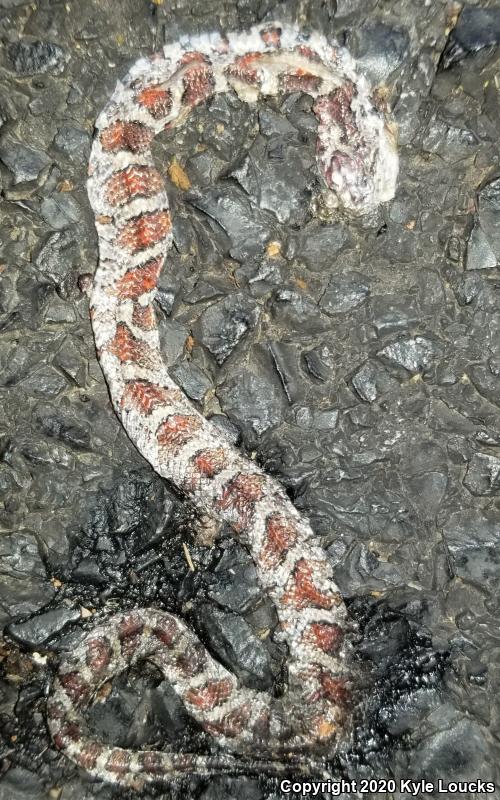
[47,22,398,788]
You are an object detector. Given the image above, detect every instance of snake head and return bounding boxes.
[314,88,398,214]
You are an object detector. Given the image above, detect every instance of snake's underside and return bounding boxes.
[47,22,398,788]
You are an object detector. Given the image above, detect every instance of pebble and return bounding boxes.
[0,768,44,800]
[443,509,499,589]
[466,177,500,270]
[271,288,330,334]
[34,404,91,450]
[0,138,51,184]
[320,271,370,314]
[207,541,261,613]
[346,21,410,83]
[378,337,437,373]
[268,340,304,403]
[7,41,68,75]
[194,293,260,364]
[0,532,55,626]
[40,194,82,228]
[53,125,91,163]
[441,7,500,69]
[190,184,274,262]
[407,707,494,783]
[464,452,500,496]
[302,344,335,383]
[199,605,275,690]
[369,294,420,333]
[229,134,311,226]
[287,223,350,270]
[34,228,80,287]
[199,778,263,800]
[352,359,399,402]
[169,361,212,401]
[6,605,81,648]
[20,365,67,397]
[218,368,286,438]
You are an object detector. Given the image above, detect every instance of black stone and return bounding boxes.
[218,368,286,439]
[169,361,212,401]
[207,541,261,613]
[441,7,500,69]
[268,341,305,403]
[466,177,500,270]
[0,768,45,800]
[288,223,350,270]
[199,777,264,800]
[0,532,55,627]
[302,344,335,382]
[378,337,438,373]
[346,21,410,83]
[184,279,225,304]
[7,41,68,75]
[0,138,51,184]
[21,365,67,397]
[7,605,81,648]
[189,184,275,262]
[53,125,91,163]
[293,405,338,430]
[443,509,500,589]
[34,405,91,450]
[352,359,399,402]
[40,194,82,228]
[229,131,311,226]
[464,453,500,496]
[34,228,80,291]
[199,605,274,690]
[369,294,420,333]
[207,413,241,446]
[193,293,260,364]
[72,556,107,585]
[319,271,370,315]
[407,707,494,784]
[270,288,330,334]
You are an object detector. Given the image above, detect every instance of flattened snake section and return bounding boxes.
[47,22,398,787]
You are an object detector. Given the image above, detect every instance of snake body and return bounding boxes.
[47,22,398,787]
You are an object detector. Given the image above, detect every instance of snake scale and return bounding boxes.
[46,22,398,788]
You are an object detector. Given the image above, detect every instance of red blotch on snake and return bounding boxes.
[136,85,173,119]
[184,678,234,710]
[157,414,202,451]
[115,257,163,301]
[191,447,227,478]
[225,53,262,86]
[106,165,164,206]
[108,323,157,367]
[180,52,215,106]
[303,621,344,655]
[122,380,181,415]
[260,26,282,47]
[217,472,265,531]
[116,210,172,254]
[282,559,342,610]
[100,121,154,153]
[86,637,113,674]
[260,513,299,568]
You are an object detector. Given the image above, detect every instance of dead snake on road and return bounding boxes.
[47,21,398,788]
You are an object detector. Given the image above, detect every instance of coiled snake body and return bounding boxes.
[47,22,398,788]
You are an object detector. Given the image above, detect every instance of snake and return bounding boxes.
[46,21,398,789]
